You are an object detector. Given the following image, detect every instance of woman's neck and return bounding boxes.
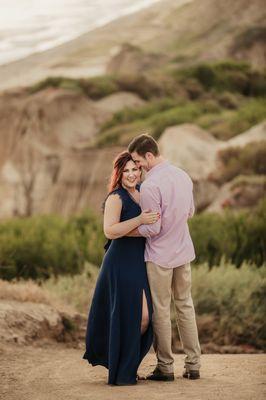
[122,184,136,194]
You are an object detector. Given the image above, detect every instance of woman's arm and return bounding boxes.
[104,194,140,239]
[126,228,142,237]
[104,194,159,240]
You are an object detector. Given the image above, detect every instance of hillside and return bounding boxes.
[0,0,265,91]
[0,0,265,218]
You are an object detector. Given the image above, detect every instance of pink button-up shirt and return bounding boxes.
[138,160,195,268]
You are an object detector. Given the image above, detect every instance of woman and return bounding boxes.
[83,151,159,385]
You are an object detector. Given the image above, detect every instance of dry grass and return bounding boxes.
[0,279,51,304]
[0,262,99,314]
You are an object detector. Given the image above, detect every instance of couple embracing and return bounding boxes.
[83,134,201,385]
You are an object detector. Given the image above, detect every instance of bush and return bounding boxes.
[43,262,99,313]
[232,26,266,52]
[1,262,265,349]
[149,102,203,139]
[175,60,266,96]
[101,97,178,131]
[0,212,105,281]
[227,97,266,134]
[189,199,266,267]
[192,262,266,349]
[115,74,178,100]
[97,100,206,144]
[0,201,265,281]
[29,75,120,99]
[196,97,266,139]
[214,141,266,183]
[80,76,119,99]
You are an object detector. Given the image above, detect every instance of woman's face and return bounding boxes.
[121,160,141,189]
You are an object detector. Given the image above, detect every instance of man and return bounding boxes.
[128,134,201,381]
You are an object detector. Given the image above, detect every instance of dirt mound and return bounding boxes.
[0,300,86,347]
[106,43,167,76]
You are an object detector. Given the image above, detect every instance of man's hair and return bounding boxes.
[128,134,159,157]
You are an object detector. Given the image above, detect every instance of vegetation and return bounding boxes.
[174,60,266,96]
[232,26,266,52]
[212,141,266,184]
[28,60,266,145]
[29,75,120,99]
[0,212,105,281]
[1,262,265,350]
[192,262,266,350]
[189,199,266,268]
[0,200,265,281]
[96,95,266,145]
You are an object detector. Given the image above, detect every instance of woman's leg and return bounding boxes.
[141,290,150,334]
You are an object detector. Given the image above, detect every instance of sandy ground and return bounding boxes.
[0,344,265,400]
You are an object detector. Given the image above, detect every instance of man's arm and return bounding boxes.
[137,183,162,238]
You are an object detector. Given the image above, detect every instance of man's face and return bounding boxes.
[131,151,150,172]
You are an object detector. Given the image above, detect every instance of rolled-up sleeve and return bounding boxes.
[138,182,162,238]
[188,195,195,218]
[188,180,195,218]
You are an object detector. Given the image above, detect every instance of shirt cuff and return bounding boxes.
[138,224,150,238]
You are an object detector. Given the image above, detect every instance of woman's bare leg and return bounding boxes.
[141,290,150,334]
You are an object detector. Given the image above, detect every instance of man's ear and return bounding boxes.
[146,152,154,161]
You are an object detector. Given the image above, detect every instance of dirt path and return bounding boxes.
[0,344,265,400]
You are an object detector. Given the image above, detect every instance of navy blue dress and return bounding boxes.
[83,186,153,385]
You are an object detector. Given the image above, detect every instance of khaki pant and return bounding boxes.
[146,262,201,373]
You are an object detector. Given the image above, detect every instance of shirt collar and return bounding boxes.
[145,160,169,178]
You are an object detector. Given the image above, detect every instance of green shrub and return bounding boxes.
[175,60,266,96]
[96,119,149,147]
[101,98,178,131]
[115,74,177,100]
[0,212,105,281]
[47,261,266,350]
[192,262,266,349]
[232,26,266,50]
[227,97,266,134]
[28,75,119,99]
[43,262,99,313]
[80,76,119,99]
[213,141,266,183]
[189,200,266,267]
[196,97,266,139]
[97,100,206,144]
[149,102,203,139]
[29,77,81,94]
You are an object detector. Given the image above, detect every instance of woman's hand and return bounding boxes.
[139,210,160,225]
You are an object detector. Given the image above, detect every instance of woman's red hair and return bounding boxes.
[108,151,134,193]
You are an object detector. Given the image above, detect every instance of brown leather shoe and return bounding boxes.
[182,369,200,380]
[146,367,174,381]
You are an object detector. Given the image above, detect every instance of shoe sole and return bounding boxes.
[146,376,174,381]
[183,373,200,380]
